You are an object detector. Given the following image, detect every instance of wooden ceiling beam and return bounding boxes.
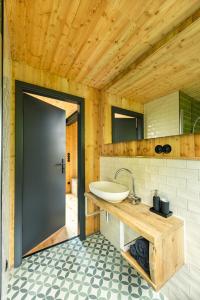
[103,7,200,92]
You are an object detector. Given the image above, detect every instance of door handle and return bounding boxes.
[56,158,65,173]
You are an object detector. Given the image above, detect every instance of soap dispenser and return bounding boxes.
[153,189,160,212]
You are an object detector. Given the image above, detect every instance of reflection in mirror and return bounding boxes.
[111,91,200,143]
[144,91,200,138]
[112,106,144,143]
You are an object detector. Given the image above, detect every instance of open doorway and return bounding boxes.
[15,81,85,267]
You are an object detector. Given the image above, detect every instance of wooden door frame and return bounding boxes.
[15,80,85,267]
[66,112,78,194]
[66,111,78,126]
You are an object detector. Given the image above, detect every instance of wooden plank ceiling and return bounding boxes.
[6,0,200,103]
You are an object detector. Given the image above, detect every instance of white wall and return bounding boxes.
[100,156,200,300]
[144,91,180,138]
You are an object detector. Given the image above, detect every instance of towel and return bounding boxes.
[129,238,150,274]
[137,256,150,274]
[130,243,138,259]
[135,238,149,258]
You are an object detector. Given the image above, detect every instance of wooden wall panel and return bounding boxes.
[101,133,200,159]
[194,134,200,157]
[9,61,101,266]
[66,122,78,193]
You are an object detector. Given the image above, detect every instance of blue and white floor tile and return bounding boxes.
[7,233,165,300]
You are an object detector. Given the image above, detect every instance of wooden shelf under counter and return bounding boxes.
[85,192,184,291]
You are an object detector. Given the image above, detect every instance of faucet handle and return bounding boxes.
[128,194,141,205]
[128,192,134,199]
[134,196,141,205]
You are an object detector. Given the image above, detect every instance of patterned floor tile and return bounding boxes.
[7,233,165,300]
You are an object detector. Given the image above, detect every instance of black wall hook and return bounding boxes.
[155,144,172,154]
[155,145,163,154]
[163,144,172,154]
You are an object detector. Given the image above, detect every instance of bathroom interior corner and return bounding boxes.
[2,1,200,300]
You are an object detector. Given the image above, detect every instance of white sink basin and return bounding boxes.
[89,181,129,203]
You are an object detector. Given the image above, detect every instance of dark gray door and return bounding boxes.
[22,94,66,255]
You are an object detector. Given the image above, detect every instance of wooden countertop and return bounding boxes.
[85,192,183,243]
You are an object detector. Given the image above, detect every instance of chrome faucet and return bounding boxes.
[114,168,141,204]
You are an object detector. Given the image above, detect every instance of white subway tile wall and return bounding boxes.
[144,91,180,139]
[100,156,200,300]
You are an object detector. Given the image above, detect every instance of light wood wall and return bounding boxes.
[9,61,101,266]
[66,122,78,193]
[101,125,200,159]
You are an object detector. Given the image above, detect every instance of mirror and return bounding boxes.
[111,91,200,143]
[112,106,144,143]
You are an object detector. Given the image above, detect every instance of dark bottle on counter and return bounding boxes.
[153,189,160,211]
